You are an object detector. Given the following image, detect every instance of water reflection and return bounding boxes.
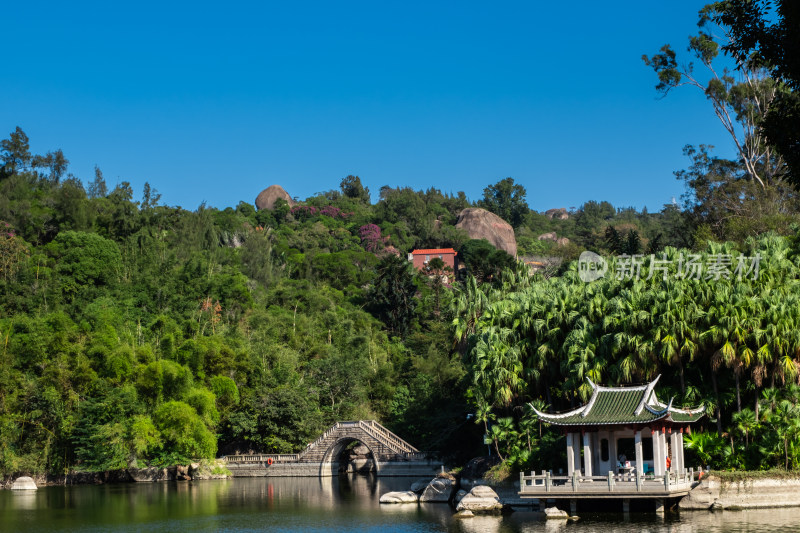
[0,477,797,532]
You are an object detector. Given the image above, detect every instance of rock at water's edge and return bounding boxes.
[454,510,474,518]
[544,507,569,519]
[456,485,503,512]
[11,477,37,490]
[454,489,467,504]
[420,477,456,503]
[410,479,432,494]
[380,491,420,504]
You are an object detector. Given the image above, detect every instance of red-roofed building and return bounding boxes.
[409,248,458,272]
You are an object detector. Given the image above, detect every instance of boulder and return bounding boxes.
[544,507,569,519]
[545,208,569,220]
[538,233,570,246]
[10,477,37,490]
[255,185,295,211]
[176,465,191,481]
[460,456,501,489]
[379,491,420,504]
[351,444,370,456]
[456,485,503,513]
[455,208,517,257]
[419,477,456,503]
[128,466,171,482]
[410,479,432,493]
[454,510,474,518]
[454,489,467,503]
[189,460,231,480]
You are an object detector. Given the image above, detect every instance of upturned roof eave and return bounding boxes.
[533,375,706,427]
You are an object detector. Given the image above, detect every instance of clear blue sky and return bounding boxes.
[2,0,736,212]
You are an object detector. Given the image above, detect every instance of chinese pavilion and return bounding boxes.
[531,376,704,478]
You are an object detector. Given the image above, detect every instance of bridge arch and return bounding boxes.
[223,420,437,478]
[318,436,379,477]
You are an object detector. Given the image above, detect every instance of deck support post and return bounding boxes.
[622,498,630,515]
[654,498,665,516]
[570,499,577,516]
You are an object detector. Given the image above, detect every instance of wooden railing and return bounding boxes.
[519,468,704,494]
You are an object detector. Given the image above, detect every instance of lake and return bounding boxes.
[0,476,796,532]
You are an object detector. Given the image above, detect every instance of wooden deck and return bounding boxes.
[519,469,702,499]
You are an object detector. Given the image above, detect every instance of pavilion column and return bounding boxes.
[670,431,679,473]
[573,434,582,474]
[608,431,617,471]
[634,430,643,476]
[653,428,664,476]
[678,431,686,472]
[566,433,575,475]
[583,431,593,477]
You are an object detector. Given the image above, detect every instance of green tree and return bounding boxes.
[714,0,800,184]
[339,175,371,203]
[367,255,418,336]
[644,10,787,189]
[154,401,217,460]
[478,177,528,228]
[87,166,108,199]
[0,127,32,177]
[458,239,515,283]
[48,231,121,300]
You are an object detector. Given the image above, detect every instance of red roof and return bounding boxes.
[411,248,457,255]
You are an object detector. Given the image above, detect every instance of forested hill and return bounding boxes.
[0,127,678,475]
[2,125,800,477]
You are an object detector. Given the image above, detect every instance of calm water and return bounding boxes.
[0,476,797,532]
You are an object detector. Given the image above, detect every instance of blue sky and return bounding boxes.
[2,1,736,212]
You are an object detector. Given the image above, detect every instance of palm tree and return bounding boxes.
[731,408,758,449]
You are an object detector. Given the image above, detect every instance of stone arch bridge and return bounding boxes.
[223,420,441,477]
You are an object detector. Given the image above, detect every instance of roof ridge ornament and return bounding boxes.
[580,378,600,417]
[634,374,661,416]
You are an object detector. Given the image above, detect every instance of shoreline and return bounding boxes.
[7,469,800,513]
[679,473,800,511]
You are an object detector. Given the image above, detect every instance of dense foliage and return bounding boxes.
[0,135,483,476]
[0,2,797,476]
[455,235,800,471]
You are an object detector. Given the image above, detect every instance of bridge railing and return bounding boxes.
[357,420,419,454]
[223,454,300,464]
[227,420,425,463]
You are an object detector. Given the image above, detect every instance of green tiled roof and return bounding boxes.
[532,375,704,426]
